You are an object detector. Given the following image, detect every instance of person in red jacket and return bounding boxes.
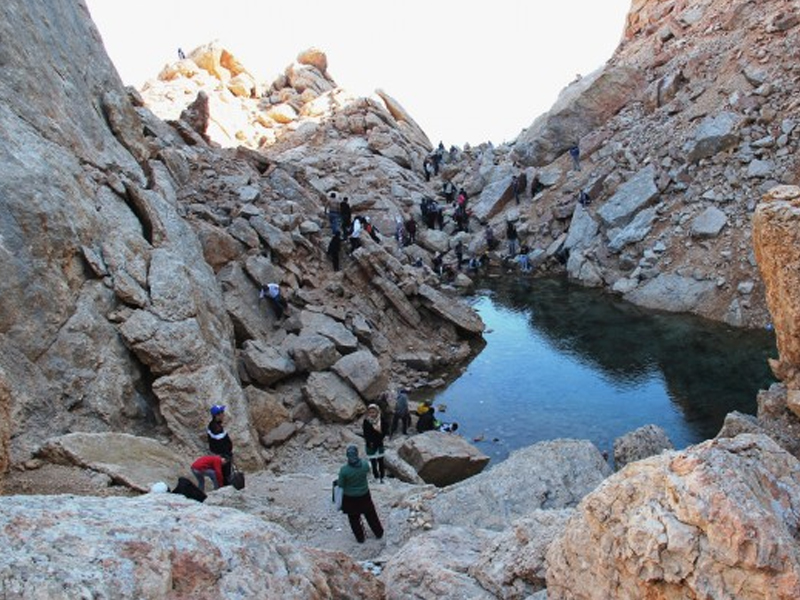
[191,455,227,492]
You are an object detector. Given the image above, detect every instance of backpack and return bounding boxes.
[230,466,246,491]
[332,479,343,511]
[171,477,207,503]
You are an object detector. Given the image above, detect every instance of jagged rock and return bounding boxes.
[546,435,800,600]
[513,65,644,167]
[249,215,295,258]
[298,310,359,353]
[36,432,185,492]
[564,203,599,252]
[753,186,800,387]
[0,494,381,598]
[429,440,612,531]
[397,432,490,487]
[179,90,210,140]
[613,424,674,470]
[303,371,365,423]
[469,510,574,599]
[245,386,290,438]
[691,205,728,238]
[417,284,485,335]
[608,206,658,252]
[382,526,499,600]
[194,220,246,271]
[716,410,764,439]
[240,339,296,385]
[625,273,716,314]
[332,350,386,401]
[597,165,659,228]
[686,111,741,163]
[283,332,341,372]
[297,48,328,73]
[384,448,424,484]
[261,421,301,447]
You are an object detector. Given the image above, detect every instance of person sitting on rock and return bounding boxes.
[416,404,438,433]
[437,422,459,433]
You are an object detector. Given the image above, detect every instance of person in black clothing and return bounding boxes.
[363,404,388,482]
[207,404,233,484]
[506,220,519,257]
[416,405,437,433]
[340,197,352,239]
[326,235,341,271]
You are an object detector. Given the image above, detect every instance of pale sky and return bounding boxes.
[86,0,631,146]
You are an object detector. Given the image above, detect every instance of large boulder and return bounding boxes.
[429,439,612,531]
[686,111,741,163]
[397,432,490,487]
[36,432,186,492]
[0,494,382,599]
[303,371,366,423]
[332,350,386,401]
[753,186,800,387]
[546,435,800,600]
[513,65,644,167]
[597,165,659,229]
[624,273,716,314]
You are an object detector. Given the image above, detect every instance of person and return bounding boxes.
[437,422,459,433]
[340,196,352,238]
[578,190,591,207]
[177,48,186,60]
[485,225,498,251]
[531,174,545,197]
[363,404,387,483]
[432,253,444,277]
[391,389,411,436]
[404,215,416,245]
[337,446,384,543]
[517,245,532,272]
[569,144,581,171]
[326,234,341,272]
[364,216,380,243]
[442,180,456,204]
[191,454,227,492]
[325,191,341,236]
[511,175,520,204]
[506,220,518,257]
[423,157,433,182]
[455,241,464,270]
[207,404,233,484]
[349,216,363,254]
[260,282,287,319]
[416,404,438,433]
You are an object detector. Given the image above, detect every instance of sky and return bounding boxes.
[86,0,631,147]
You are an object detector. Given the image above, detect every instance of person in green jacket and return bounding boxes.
[337,445,384,543]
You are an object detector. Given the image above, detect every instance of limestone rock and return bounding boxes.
[564,203,599,252]
[0,494,380,598]
[625,274,716,314]
[417,284,485,335]
[686,111,741,162]
[397,432,490,487]
[283,333,340,372]
[332,350,387,401]
[429,440,611,531]
[546,435,800,600]
[297,48,328,73]
[303,371,366,423]
[613,424,674,470]
[469,510,574,599]
[382,526,498,600]
[240,339,296,385]
[36,432,185,492]
[597,165,659,228]
[298,310,359,353]
[691,205,728,238]
[753,186,800,387]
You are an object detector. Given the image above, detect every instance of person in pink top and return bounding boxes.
[191,455,227,492]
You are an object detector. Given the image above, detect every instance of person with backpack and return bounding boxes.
[338,445,384,543]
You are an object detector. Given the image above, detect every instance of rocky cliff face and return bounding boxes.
[0,0,484,479]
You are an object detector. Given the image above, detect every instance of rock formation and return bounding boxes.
[546,435,800,599]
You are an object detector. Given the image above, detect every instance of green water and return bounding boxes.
[424,277,777,464]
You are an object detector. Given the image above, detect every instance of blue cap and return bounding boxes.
[210,404,226,416]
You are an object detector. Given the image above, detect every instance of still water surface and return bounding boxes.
[423,277,777,465]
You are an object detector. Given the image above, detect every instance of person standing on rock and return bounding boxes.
[506,219,519,258]
[325,191,341,236]
[568,144,581,171]
[349,216,363,254]
[338,445,384,544]
[363,404,388,483]
[339,196,352,239]
[207,404,234,484]
[391,389,411,437]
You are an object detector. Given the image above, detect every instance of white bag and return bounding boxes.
[332,479,343,511]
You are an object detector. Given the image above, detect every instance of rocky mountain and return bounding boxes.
[2,0,800,598]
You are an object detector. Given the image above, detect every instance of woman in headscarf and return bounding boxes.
[337,445,384,543]
[362,404,388,483]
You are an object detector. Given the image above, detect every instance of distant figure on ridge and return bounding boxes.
[569,144,581,171]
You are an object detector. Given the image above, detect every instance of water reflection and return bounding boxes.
[423,277,777,465]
